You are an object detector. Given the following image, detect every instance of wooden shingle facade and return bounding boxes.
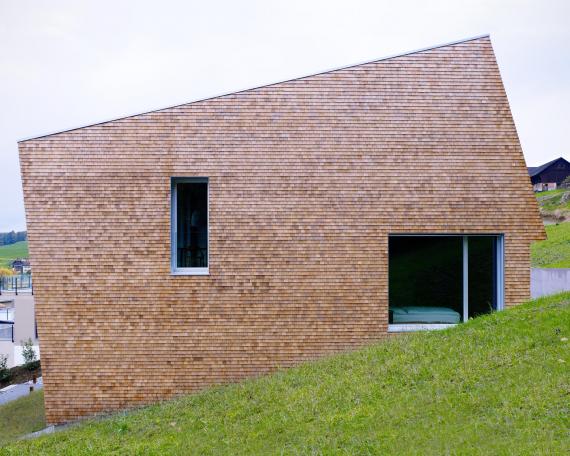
[19,35,545,424]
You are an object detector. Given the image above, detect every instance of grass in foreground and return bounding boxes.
[0,241,28,268]
[531,222,570,268]
[0,390,45,446]
[2,294,569,454]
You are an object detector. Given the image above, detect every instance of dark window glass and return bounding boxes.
[176,182,208,268]
[389,237,463,324]
[468,236,497,318]
[389,235,500,326]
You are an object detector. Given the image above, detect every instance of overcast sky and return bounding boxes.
[1,0,568,231]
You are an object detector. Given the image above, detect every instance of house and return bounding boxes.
[0,294,39,368]
[18,35,544,424]
[9,258,31,274]
[527,157,570,191]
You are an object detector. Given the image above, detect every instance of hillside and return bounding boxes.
[2,293,568,454]
[532,222,570,268]
[536,189,570,222]
[0,241,29,268]
[0,391,45,447]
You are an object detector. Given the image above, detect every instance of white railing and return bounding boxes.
[0,274,32,295]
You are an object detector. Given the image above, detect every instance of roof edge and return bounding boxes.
[18,33,491,143]
[528,157,570,176]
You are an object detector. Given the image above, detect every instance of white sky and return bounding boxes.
[1,0,569,231]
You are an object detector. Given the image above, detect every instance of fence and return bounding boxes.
[0,274,32,295]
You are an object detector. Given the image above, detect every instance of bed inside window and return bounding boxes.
[388,235,503,332]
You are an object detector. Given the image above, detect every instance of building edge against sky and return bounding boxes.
[19,35,544,424]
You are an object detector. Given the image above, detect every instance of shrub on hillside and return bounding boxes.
[21,338,37,369]
[0,354,10,382]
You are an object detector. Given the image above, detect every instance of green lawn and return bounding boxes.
[531,222,570,268]
[536,189,570,215]
[0,390,45,447]
[2,293,569,454]
[536,188,565,197]
[0,241,29,268]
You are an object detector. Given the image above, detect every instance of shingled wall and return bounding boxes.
[19,36,545,423]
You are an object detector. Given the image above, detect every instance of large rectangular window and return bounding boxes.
[171,178,208,275]
[388,235,503,332]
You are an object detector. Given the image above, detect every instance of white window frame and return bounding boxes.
[171,177,209,276]
[387,234,504,333]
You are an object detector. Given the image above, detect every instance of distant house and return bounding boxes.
[527,157,570,192]
[0,295,39,368]
[10,259,31,274]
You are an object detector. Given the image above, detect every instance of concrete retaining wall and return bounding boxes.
[531,268,570,298]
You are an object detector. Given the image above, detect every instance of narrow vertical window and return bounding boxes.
[171,178,208,275]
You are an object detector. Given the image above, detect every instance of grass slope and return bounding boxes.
[531,222,570,268]
[0,391,45,447]
[2,294,569,454]
[0,241,29,268]
[536,189,570,221]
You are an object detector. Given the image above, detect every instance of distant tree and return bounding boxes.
[0,354,10,382]
[0,231,26,246]
[6,231,16,245]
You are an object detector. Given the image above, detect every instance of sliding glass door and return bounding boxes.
[388,235,504,331]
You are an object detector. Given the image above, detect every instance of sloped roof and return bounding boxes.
[19,34,491,143]
[528,157,570,177]
[19,33,546,247]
